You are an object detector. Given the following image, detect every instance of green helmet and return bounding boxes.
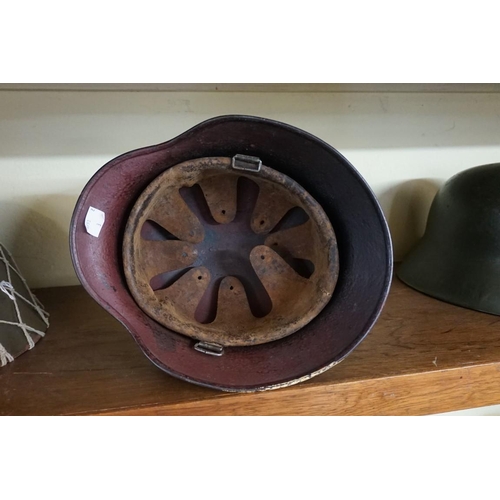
[399,163,500,315]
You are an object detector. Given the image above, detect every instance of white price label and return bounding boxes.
[85,207,105,237]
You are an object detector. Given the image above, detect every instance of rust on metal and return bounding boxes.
[212,277,255,326]
[155,267,211,321]
[122,157,339,347]
[197,175,238,225]
[250,183,297,235]
[264,220,315,261]
[138,240,198,278]
[148,187,205,244]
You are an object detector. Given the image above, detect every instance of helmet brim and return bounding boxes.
[70,115,393,391]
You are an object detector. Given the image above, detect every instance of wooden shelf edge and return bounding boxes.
[91,362,500,416]
[2,83,500,93]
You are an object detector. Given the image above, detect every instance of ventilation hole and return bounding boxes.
[194,278,221,324]
[271,206,310,233]
[273,242,278,246]
[141,220,180,241]
[261,255,265,260]
[221,210,226,215]
[229,286,234,290]
[290,258,315,279]
[234,272,273,318]
[260,220,265,225]
[198,276,202,280]
[268,246,316,280]
[150,267,192,291]
[179,184,218,225]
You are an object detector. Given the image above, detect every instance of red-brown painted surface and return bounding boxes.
[70,115,392,391]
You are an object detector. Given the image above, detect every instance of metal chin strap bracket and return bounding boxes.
[231,154,262,173]
[194,341,224,356]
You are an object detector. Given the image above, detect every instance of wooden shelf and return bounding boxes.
[2,275,500,415]
[2,83,500,93]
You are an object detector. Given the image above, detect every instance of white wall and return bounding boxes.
[1,89,500,288]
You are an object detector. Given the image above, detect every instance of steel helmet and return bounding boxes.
[70,115,392,391]
[399,163,500,315]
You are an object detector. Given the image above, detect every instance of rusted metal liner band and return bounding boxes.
[123,157,339,347]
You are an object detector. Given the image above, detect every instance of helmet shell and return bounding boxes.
[70,115,392,391]
[399,163,500,315]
